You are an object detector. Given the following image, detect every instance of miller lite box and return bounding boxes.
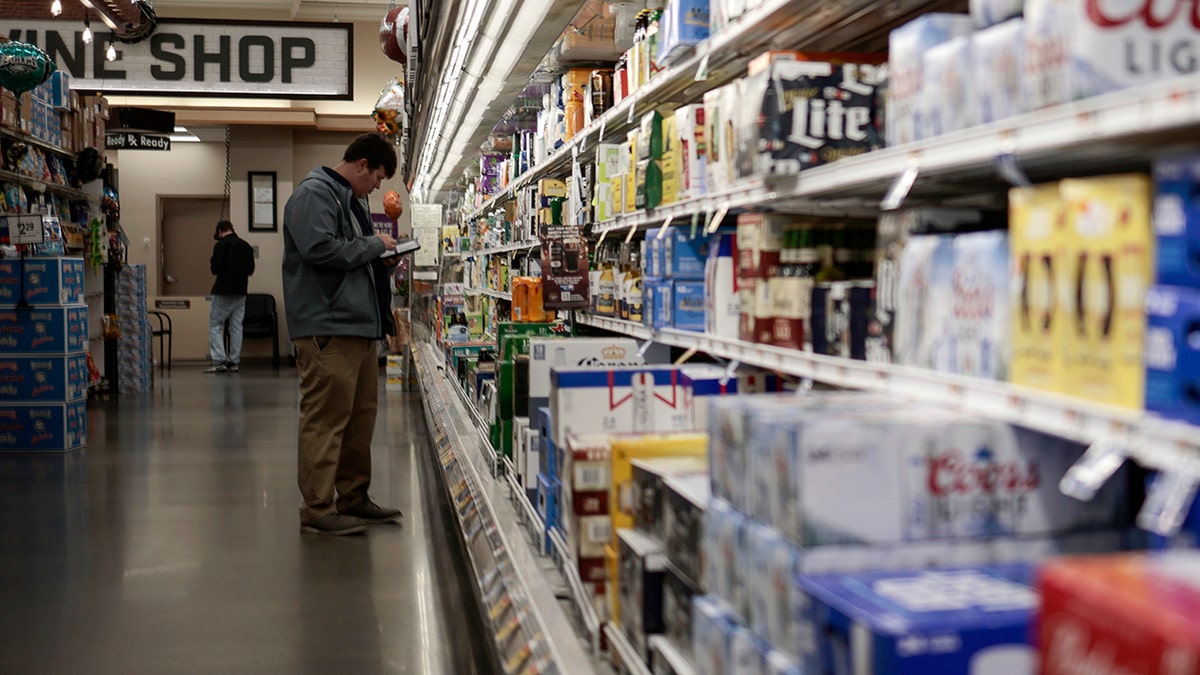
[1144,285,1200,425]
[798,565,1038,675]
[550,366,693,448]
[887,13,974,146]
[0,256,85,306]
[1024,0,1200,110]
[1039,552,1200,675]
[795,409,1127,547]
[1153,155,1200,288]
[1060,174,1154,409]
[739,59,886,178]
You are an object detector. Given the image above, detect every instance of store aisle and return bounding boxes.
[0,366,492,675]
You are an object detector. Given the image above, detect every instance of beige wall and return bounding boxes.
[109,19,413,363]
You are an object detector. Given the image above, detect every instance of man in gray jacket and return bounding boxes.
[282,133,404,536]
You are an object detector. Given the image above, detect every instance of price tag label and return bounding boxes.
[1059,439,1128,502]
[1138,470,1200,537]
[994,144,1032,188]
[880,156,921,212]
[695,52,710,82]
[596,228,609,248]
[706,202,731,235]
[655,215,674,240]
[627,100,636,125]
[624,221,638,244]
[3,214,44,245]
[598,118,607,143]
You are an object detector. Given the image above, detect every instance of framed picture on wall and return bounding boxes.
[248,171,277,232]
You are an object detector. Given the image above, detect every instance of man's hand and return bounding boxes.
[376,233,397,250]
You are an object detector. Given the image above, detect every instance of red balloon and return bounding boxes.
[380,6,409,66]
[383,190,404,221]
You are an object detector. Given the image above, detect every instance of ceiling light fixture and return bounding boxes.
[51,0,62,17]
[106,40,117,62]
[82,20,93,45]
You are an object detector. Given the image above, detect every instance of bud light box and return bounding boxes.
[0,353,88,402]
[0,257,85,306]
[1144,285,1200,425]
[1039,553,1200,675]
[0,401,87,451]
[739,59,886,177]
[0,305,88,353]
[663,228,710,280]
[796,565,1037,675]
[550,366,695,447]
[644,278,674,328]
[1152,155,1200,288]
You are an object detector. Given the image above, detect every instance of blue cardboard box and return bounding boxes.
[644,228,666,279]
[672,281,706,331]
[0,257,86,306]
[536,406,556,479]
[797,565,1037,675]
[0,401,87,451]
[537,472,560,533]
[0,305,88,353]
[664,228,709,280]
[1153,156,1200,288]
[644,278,673,328]
[0,353,88,401]
[1145,285,1200,425]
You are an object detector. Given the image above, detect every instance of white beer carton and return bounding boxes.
[923,35,973,137]
[887,13,975,146]
[972,19,1028,126]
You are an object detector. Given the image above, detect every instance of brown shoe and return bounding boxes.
[301,513,367,536]
[339,500,403,524]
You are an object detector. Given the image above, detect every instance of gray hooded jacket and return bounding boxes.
[282,167,387,340]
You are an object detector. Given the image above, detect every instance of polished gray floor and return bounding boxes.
[0,364,493,675]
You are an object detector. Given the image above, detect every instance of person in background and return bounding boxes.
[282,132,404,536]
[204,220,256,374]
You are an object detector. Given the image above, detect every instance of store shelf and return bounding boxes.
[604,623,652,675]
[412,341,599,675]
[466,287,514,302]
[0,127,77,159]
[463,240,541,258]
[573,313,1200,474]
[588,75,1200,236]
[463,0,942,222]
[647,636,698,675]
[0,168,93,201]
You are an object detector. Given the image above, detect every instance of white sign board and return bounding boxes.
[6,19,353,99]
[1,215,45,245]
[409,204,443,268]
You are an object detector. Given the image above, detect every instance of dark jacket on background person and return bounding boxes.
[210,232,256,295]
[282,166,394,341]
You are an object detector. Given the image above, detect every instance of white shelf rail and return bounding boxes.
[573,313,1200,475]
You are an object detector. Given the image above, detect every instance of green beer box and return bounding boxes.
[496,321,571,361]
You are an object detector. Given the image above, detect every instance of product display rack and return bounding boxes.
[412,340,600,675]
[573,313,1200,475]
[466,287,515,302]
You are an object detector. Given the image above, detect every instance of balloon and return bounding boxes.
[0,41,56,96]
[383,190,403,221]
[373,78,406,139]
[380,6,408,65]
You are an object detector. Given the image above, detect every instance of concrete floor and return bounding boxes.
[0,364,493,675]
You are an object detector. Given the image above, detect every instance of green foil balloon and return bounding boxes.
[0,41,56,96]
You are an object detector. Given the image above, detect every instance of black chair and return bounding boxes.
[225,293,280,368]
[148,310,173,373]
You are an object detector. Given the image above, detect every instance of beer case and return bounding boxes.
[1009,183,1070,394]
[1060,174,1154,409]
[1038,553,1200,675]
[797,565,1037,675]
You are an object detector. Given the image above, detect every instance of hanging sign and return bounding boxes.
[106,132,170,150]
[5,19,352,99]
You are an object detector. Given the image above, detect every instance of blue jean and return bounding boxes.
[209,295,246,365]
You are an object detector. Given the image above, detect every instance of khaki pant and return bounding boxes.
[294,335,378,522]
